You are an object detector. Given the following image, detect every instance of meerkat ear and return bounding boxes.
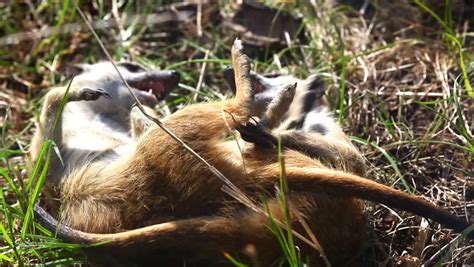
[301,74,325,97]
[118,62,146,73]
[298,74,328,108]
[223,66,237,92]
[63,64,91,79]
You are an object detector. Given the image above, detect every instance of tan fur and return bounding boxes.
[32,40,470,266]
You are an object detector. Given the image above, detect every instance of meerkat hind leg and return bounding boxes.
[157,39,255,142]
[231,39,254,113]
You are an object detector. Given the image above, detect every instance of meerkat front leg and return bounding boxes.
[279,130,366,175]
[30,86,110,161]
[238,124,365,175]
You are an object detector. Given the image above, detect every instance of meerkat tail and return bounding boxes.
[274,166,472,235]
[34,205,252,248]
[35,163,472,249]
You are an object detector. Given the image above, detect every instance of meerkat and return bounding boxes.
[32,40,471,266]
[223,66,326,130]
[224,68,366,175]
[30,61,180,211]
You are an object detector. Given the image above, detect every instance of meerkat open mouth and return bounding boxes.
[128,70,180,102]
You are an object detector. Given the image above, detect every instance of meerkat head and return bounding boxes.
[70,61,180,109]
[223,67,325,117]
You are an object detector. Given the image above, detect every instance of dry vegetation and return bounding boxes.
[0,0,473,265]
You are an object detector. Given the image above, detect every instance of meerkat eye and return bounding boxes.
[118,62,146,73]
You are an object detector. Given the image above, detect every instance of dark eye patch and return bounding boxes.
[308,123,327,135]
[118,62,146,73]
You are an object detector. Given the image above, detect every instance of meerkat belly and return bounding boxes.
[57,109,135,181]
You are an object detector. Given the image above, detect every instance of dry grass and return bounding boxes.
[309,1,474,265]
[0,0,473,265]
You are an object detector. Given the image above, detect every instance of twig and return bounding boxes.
[197,0,202,37]
[111,0,126,41]
[193,49,210,101]
[221,109,247,173]
[292,207,331,266]
[424,234,460,266]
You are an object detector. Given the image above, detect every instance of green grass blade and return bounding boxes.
[265,200,294,265]
[0,149,24,158]
[0,220,13,247]
[167,58,231,69]
[51,79,73,135]
[22,78,71,237]
[223,252,248,267]
[1,106,11,148]
[435,224,474,266]
[27,79,71,193]
[0,252,13,262]
[26,140,52,193]
[414,0,473,99]
[0,168,25,209]
[451,93,474,148]
[22,146,51,239]
[260,138,301,266]
[0,181,21,264]
[56,0,72,29]
[413,0,452,34]
[277,138,299,265]
[351,136,413,193]
[444,33,474,99]
[336,29,347,124]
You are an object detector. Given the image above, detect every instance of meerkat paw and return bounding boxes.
[236,121,278,148]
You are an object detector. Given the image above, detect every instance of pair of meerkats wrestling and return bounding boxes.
[31,40,471,265]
